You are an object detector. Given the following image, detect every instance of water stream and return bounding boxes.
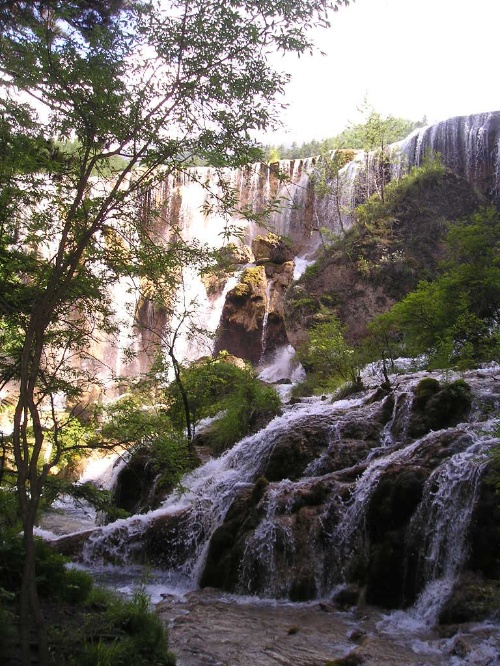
[39,362,500,663]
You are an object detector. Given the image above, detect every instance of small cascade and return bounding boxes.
[402,439,489,626]
[236,479,297,597]
[258,344,306,401]
[37,452,129,537]
[79,452,128,491]
[69,395,367,584]
[323,434,424,590]
[259,278,273,362]
[378,391,413,449]
[293,253,315,280]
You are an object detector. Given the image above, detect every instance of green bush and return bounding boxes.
[61,567,94,604]
[73,586,176,666]
[413,377,440,407]
[209,376,280,453]
[296,316,362,392]
[368,205,500,370]
[168,355,280,453]
[0,533,93,603]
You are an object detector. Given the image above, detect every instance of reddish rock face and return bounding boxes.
[214,266,268,364]
[214,259,295,364]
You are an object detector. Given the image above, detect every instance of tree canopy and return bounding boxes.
[370,205,500,369]
[263,106,426,161]
[0,1,351,662]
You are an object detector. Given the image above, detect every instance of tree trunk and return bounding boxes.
[169,350,193,445]
[19,509,48,666]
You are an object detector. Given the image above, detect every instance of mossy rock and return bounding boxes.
[409,379,472,437]
[251,232,294,264]
[439,573,500,624]
[413,377,440,408]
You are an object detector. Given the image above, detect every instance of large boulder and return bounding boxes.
[252,233,295,264]
[214,266,268,363]
[262,261,295,358]
[407,378,472,438]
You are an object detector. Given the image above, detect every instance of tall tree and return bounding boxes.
[0,1,351,662]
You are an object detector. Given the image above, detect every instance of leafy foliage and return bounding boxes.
[263,111,425,160]
[296,315,363,392]
[167,355,281,452]
[69,585,175,666]
[370,205,500,369]
[0,2,354,658]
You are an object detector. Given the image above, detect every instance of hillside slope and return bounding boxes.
[284,167,483,349]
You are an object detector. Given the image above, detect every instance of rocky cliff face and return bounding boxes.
[214,234,296,363]
[87,112,500,382]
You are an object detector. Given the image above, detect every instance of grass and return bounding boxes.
[0,531,176,665]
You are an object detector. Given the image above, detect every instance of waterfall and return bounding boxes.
[259,279,273,362]
[396,111,500,204]
[50,366,500,631]
[72,395,367,579]
[401,440,489,626]
[91,111,500,384]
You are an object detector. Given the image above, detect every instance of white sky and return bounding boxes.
[261,0,500,144]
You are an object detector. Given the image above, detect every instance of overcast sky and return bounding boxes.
[261,0,500,144]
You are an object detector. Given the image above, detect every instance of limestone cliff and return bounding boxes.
[214,235,296,363]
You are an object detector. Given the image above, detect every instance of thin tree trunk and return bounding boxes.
[169,351,193,444]
[14,320,50,666]
[20,517,48,666]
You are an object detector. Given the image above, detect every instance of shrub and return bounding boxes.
[73,586,176,666]
[0,533,93,603]
[168,355,280,453]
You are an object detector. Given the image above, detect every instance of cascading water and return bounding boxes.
[75,396,365,581]
[399,440,489,627]
[37,451,129,536]
[53,366,500,635]
[396,111,500,204]
[89,112,500,385]
[259,279,273,362]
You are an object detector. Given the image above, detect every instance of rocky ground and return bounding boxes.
[157,589,500,666]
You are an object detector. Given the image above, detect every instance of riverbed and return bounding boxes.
[156,588,500,666]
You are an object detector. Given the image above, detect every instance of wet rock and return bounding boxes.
[50,529,95,559]
[252,232,295,264]
[214,266,267,363]
[143,510,198,568]
[327,652,365,665]
[112,448,157,514]
[449,636,471,658]
[439,572,500,624]
[200,486,265,592]
[407,379,472,438]
[158,588,451,666]
[348,628,367,644]
[219,243,255,265]
[261,261,295,358]
[262,424,330,481]
[332,584,361,609]
[468,468,500,578]
[260,416,377,482]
